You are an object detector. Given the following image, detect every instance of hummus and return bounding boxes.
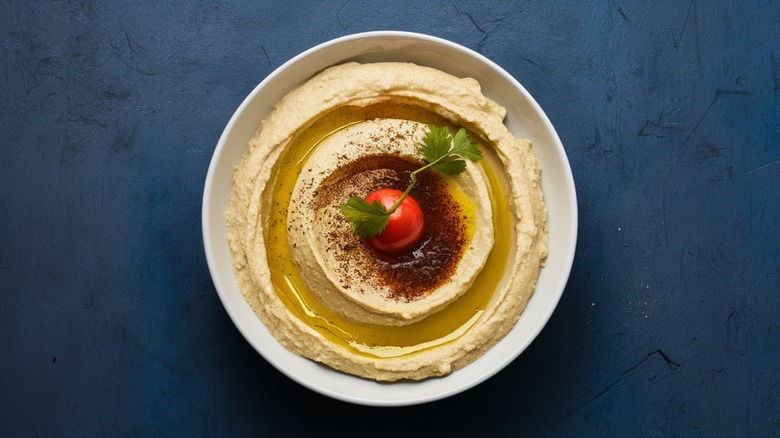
[227,62,548,381]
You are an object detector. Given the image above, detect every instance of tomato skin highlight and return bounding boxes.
[364,188,424,254]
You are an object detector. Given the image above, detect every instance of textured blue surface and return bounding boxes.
[1,1,779,436]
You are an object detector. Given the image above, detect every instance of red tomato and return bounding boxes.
[365,188,424,254]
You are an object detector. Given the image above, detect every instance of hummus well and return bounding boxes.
[226,62,548,381]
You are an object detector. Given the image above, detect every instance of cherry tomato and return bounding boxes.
[365,188,424,254]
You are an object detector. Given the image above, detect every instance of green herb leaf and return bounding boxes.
[429,155,467,175]
[417,124,453,164]
[339,197,390,238]
[340,124,483,239]
[451,128,483,161]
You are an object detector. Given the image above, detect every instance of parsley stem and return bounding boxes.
[385,155,448,215]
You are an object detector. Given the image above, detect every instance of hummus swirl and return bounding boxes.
[288,118,493,326]
[226,62,548,381]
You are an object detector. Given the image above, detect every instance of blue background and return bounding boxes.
[2,1,779,436]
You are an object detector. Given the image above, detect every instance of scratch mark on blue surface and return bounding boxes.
[259,45,271,66]
[110,31,154,76]
[671,0,696,49]
[143,348,183,377]
[520,55,548,73]
[617,6,629,22]
[639,110,681,138]
[674,89,750,163]
[563,350,681,419]
[335,0,351,30]
[455,6,488,53]
[455,5,520,54]
[123,29,142,59]
[739,160,780,176]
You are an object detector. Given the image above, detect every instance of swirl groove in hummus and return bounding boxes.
[226,62,548,381]
[288,118,494,326]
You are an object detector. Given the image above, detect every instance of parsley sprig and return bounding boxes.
[339,124,483,238]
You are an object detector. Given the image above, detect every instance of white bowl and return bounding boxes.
[202,31,577,406]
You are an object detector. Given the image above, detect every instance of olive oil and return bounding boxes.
[264,102,512,358]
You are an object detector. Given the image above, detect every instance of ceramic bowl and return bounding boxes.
[202,31,577,406]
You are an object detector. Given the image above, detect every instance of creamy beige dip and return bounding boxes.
[226,62,548,381]
[288,118,494,326]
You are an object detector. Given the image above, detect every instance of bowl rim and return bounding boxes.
[202,30,577,406]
